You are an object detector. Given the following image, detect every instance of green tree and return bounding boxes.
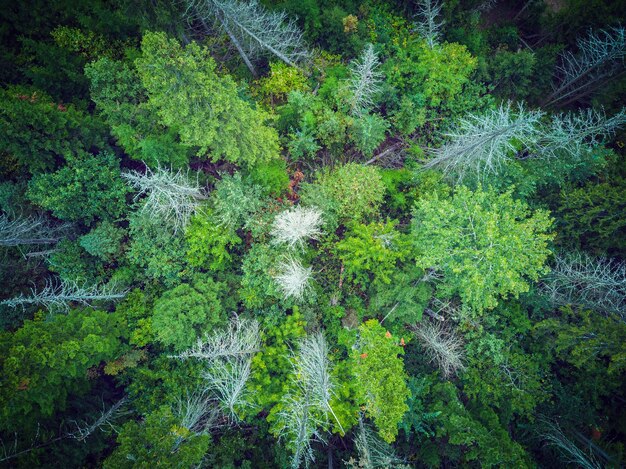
[152,278,226,351]
[335,220,410,288]
[353,319,410,443]
[0,86,106,174]
[104,406,210,469]
[0,308,128,431]
[412,185,554,313]
[135,32,280,166]
[317,163,385,224]
[27,150,128,224]
[85,57,190,168]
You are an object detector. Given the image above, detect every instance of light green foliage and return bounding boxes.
[136,32,280,166]
[254,62,310,106]
[114,289,153,347]
[126,212,190,286]
[212,173,266,229]
[104,406,210,469]
[383,39,479,132]
[353,319,410,443]
[336,220,410,288]
[239,244,283,309]
[412,186,554,313]
[185,211,241,271]
[317,163,385,224]
[0,86,106,173]
[152,278,226,351]
[349,113,389,157]
[79,220,125,261]
[249,310,307,410]
[247,159,290,197]
[85,57,190,168]
[27,150,128,224]
[0,308,128,431]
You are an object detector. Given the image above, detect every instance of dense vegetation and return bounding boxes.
[1,0,626,467]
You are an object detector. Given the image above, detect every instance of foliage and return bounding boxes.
[255,62,310,106]
[0,86,106,173]
[317,163,385,224]
[103,406,210,469]
[349,113,389,157]
[185,211,242,271]
[335,220,410,288]
[0,308,128,431]
[212,173,266,229]
[26,150,128,224]
[136,32,280,166]
[79,221,125,261]
[352,319,410,443]
[412,185,554,314]
[152,277,226,351]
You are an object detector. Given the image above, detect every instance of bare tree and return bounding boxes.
[538,107,626,160]
[423,102,544,183]
[172,315,261,361]
[203,357,252,421]
[67,397,129,442]
[346,415,407,469]
[541,251,626,319]
[410,319,466,378]
[183,0,310,77]
[413,0,444,49]
[271,206,324,251]
[173,390,219,437]
[273,257,313,301]
[275,333,341,468]
[347,44,384,117]
[540,420,603,469]
[545,26,626,107]
[173,316,261,421]
[0,214,69,247]
[1,279,127,312]
[122,164,207,233]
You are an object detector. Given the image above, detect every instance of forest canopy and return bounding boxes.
[1,0,626,467]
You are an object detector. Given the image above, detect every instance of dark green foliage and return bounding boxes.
[104,406,210,469]
[0,308,128,432]
[0,86,107,174]
[152,277,226,351]
[79,220,126,261]
[27,150,128,224]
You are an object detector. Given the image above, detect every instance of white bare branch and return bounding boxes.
[203,357,252,422]
[271,206,324,251]
[541,251,626,319]
[0,214,69,247]
[347,415,406,469]
[410,320,466,378]
[273,257,313,301]
[172,315,261,361]
[122,164,207,233]
[183,0,310,76]
[0,278,127,312]
[67,397,129,442]
[414,0,444,49]
[275,333,340,468]
[347,44,384,117]
[541,420,603,469]
[423,102,544,183]
[546,26,626,107]
[538,107,626,159]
